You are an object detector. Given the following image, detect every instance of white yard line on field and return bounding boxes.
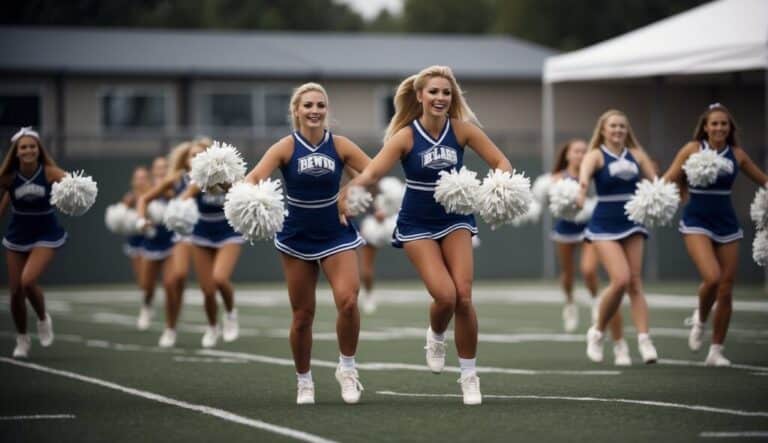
[0,357,337,443]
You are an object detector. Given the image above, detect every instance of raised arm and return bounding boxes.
[334,135,371,175]
[456,120,512,172]
[244,137,293,185]
[662,142,698,184]
[45,165,68,184]
[136,171,182,219]
[345,128,410,190]
[735,147,768,187]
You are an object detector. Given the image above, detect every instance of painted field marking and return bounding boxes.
[0,357,337,443]
[700,431,768,438]
[199,349,620,376]
[0,414,75,421]
[173,356,248,364]
[658,359,768,373]
[375,391,768,418]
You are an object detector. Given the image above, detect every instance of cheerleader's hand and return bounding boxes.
[136,217,151,233]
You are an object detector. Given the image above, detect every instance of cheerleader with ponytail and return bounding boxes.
[662,103,768,366]
[1,127,96,358]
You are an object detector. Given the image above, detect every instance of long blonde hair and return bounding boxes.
[384,65,480,142]
[587,109,641,151]
[289,82,330,131]
[0,130,57,180]
[167,141,193,177]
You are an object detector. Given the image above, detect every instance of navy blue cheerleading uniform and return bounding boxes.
[393,118,477,247]
[141,198,175,260]
[551,173,587,243]
[679,141,742,243]
[3,165,67,252]
[190,180,244,248]
[123,234,144,257]
[275,130,364,261]
[585,146,648,241]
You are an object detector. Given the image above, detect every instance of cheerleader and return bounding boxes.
[122,166,153,330]
[244,83,370,405]
[0,128,64,357]
[137,143,195,348]
[579,110,659,365]
[340,65,513,405]
[174,139,243,348]
[550,140,629,364]
[662,103,768,366]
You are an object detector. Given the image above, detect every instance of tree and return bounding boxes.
[402,0,493,34]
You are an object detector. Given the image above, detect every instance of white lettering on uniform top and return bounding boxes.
[421,145,458,170]
[298,153,336,177]
[14,183,46,201]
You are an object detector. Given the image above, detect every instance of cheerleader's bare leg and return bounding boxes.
[192,246,218,326]
[403,239,457,335]
[440,230,477,359]
[712,241,738,345]
[683,234,721,323]
[320,249,361,357]
[280,253,319,374]
[7,250,28,333]
[211,243,241,313]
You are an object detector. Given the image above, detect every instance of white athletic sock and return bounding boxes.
[459,358,477,378]
[297,370,313,382]
[637,333,650,342]
[710,344,723,353]
[429,327,445,342]
[339,354,356,370]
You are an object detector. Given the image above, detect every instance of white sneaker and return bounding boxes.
[458,373,482,405]
[335,365,364,404]
[13,335,31,358]
[424,328,446,373]
[362,295,377,315]
[638,335,658,364]
[705,346,731,367]
[137,305,153,331]
[37,314,54,347]
[562,303,579,333]
[586,327,604,362]
[613,339,631,366]
[296,379,315,405]
[222,309,239,343]
[158,328,177,348]
[685,309,705,352]
[201,326,220,348]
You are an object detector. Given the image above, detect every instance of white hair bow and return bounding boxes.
[708,102,724,110]
[11,126,40,143]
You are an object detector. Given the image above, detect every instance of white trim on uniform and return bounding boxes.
[293,130,330,153]
[395,222,478,243]
[17,164,43,184]
[274,234,364,261]
[596,194,633,202]
[689,189,732,196]
[678,220,743,243]
[198,212,227,222]
[189,235,245,248]
[122,243,143,257]
[286,193,339,208]
[3,234,67,252]
[550,232,585,243]
[584,226,648,241]
[10,206,55,215]
[140,248,174,261]
[412,118,451,147]
[600,145,627,160]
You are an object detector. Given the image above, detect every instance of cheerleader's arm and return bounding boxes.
[136,171,183,219]
[577,149,601,206]
[734,147,768,187]
[662,142,697,184]
[244,136,293,185]
[457,120,512,172]
[0,191,8,218]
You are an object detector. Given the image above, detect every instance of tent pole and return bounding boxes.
[647,76,665,282]
[764,68,767,292]
[541,81,556,280]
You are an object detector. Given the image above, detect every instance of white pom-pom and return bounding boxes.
[122,208,141,235]
[147,200,168,225]
[189,141,246,192]
[224,179,285,243]
[50,170,98,216]
[683,149,734,187]
[163,198,199,235]
[345,185,373,217]
[574,197,597,224]
[547,179,582,221]
[752,230,768,266]
[531,173,553,203]
[624,178,680,228]
[434,167,480,215]
[511,200,542,226]
[375,177,405,216]
[477,169,533,229]
[360,215,396,248]
[105,203,128,234]
[749,187,768,231]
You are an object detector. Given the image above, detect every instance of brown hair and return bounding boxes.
[692,103,739,147]
[167,141,193,177]
[552,139,585,174]
[384,65,480,142]
[0,130,57,179]
[587,109,641,151]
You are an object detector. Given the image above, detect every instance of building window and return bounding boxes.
[0,94,41,131]
[263,91,291,128]
[102,89,166,129]
[203,93,253,128]
[382,92,395,124]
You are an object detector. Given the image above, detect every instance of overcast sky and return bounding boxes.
[336,0,403,20]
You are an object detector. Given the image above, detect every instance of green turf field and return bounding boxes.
[1,281,767,442]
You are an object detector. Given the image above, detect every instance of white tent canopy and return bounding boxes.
[544,0,768,83]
